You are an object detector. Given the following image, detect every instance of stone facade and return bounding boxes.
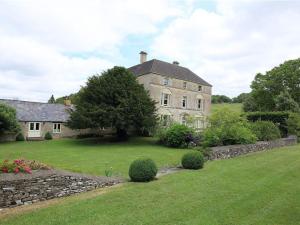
[0,170,122,209]
[210,136,298,160]
[137,73,212,128]
[19,122,92,140]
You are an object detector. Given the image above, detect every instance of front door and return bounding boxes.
[28,122,41,138]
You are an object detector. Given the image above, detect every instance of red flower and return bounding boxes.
[24,167,32,174]
[14,167,20,174]
[2,168,8,173]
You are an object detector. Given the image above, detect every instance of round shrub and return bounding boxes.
[16,133,25,141]
[163,124,194,148]
[181,152,204,170]
[44,132,53,140]
[129,158,158,182]
[250,121,281,141]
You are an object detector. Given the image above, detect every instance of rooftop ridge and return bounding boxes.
[0,98,62,105]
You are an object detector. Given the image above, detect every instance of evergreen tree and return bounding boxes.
[48,95,56,103]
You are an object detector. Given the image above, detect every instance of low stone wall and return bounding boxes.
[210,136,298,160]
[0,170,122,209]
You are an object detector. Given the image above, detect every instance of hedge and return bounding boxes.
[245,112,289,137]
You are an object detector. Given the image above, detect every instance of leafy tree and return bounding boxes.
[55,92,81,105]
[247,58,300,111]
[243,94,259,112]
[48,95,56,103]
[67,66,157,139]
[232,93,250,103]
[211,95,232,104]
[0,103,20,134]
[274,90,300,112]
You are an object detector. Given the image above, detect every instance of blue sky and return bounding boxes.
[0,0,300,101]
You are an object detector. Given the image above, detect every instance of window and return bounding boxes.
[182,96,187,108]
[163,78,171,86]
[53,123,61,133]
[198,85,202,91]
[161,93,170,106]
[29,122,35,131]
[195,119,205,129]
[181,116,187,125]
[197,99,202,110]
[160,115,171,126]
[183,82,187,89]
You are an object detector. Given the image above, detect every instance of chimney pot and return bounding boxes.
[139,51,147,64]
[173,61,179,65]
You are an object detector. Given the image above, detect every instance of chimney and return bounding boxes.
[139,51,147,64]
[64,98,71,106]
[173,61,179,65]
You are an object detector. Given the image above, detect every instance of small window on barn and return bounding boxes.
[53,123,61,133]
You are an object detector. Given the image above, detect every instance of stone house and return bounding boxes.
[129,51,212,129]
[0,99,89,140]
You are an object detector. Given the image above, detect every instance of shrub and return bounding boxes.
[181,152,204,170]
[0,159,31,174]
[287,113,300,138]
[203,108,257,147]
[44,132,53,140]
[162,124,194,148]
[250,121,281,141]
[129,158,158,182]
[245,112,289,137]
[16,133,25,141]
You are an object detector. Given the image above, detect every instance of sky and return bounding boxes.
[1,0,300,102]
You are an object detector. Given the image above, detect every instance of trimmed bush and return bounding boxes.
[44,132,53,140]
[16,133,25,141]
[129,158,158,182]
[181,152,204,170]
[250,121,281,141]
[245,112,289,137]
[162,123,194,148]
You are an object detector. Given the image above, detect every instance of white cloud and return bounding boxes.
[0,0,186,101]
[152,0,300,97]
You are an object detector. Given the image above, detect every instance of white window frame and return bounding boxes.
[181,116,187,125]
[182,96,187,108]
[160,115,171,126]
[161,93,170,106]
[163,78,171,86]
[195,118,205,129]
[53,123,61,133]
[183,82,187,89]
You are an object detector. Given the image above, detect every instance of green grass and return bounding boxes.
[0,137,187,177]
[212,103,243,114]
[1,145,299,225]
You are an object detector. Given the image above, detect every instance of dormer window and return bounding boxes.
[163,78,171,86]
[198,85,202,91]
[183,82,187,89]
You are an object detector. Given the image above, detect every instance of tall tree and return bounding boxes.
[246,58,300,111]
[275,90,300,112]
[0,103,20,134]
[67,66,157,139]
[48,95,56,103]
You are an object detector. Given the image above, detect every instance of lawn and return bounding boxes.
[1,144,299,225]
[0,137,187,177]
[211,103,243,114]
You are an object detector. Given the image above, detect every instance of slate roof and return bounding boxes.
[0,99,71,122]
[128,59,212,87]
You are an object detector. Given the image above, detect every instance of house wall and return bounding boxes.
[19,122,94,140]
[137,73,212,127]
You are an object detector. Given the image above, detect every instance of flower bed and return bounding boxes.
[0,159,50,174]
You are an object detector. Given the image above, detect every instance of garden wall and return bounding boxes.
[210,136,297,160]
[0,170,122,209]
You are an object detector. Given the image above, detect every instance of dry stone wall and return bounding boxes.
[0,170,122,209]
[210,136,297,160]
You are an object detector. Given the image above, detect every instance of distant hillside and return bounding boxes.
[211,103,243,114]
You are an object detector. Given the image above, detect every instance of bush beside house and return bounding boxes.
[250,121,281,141]
[129,158,158,182]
